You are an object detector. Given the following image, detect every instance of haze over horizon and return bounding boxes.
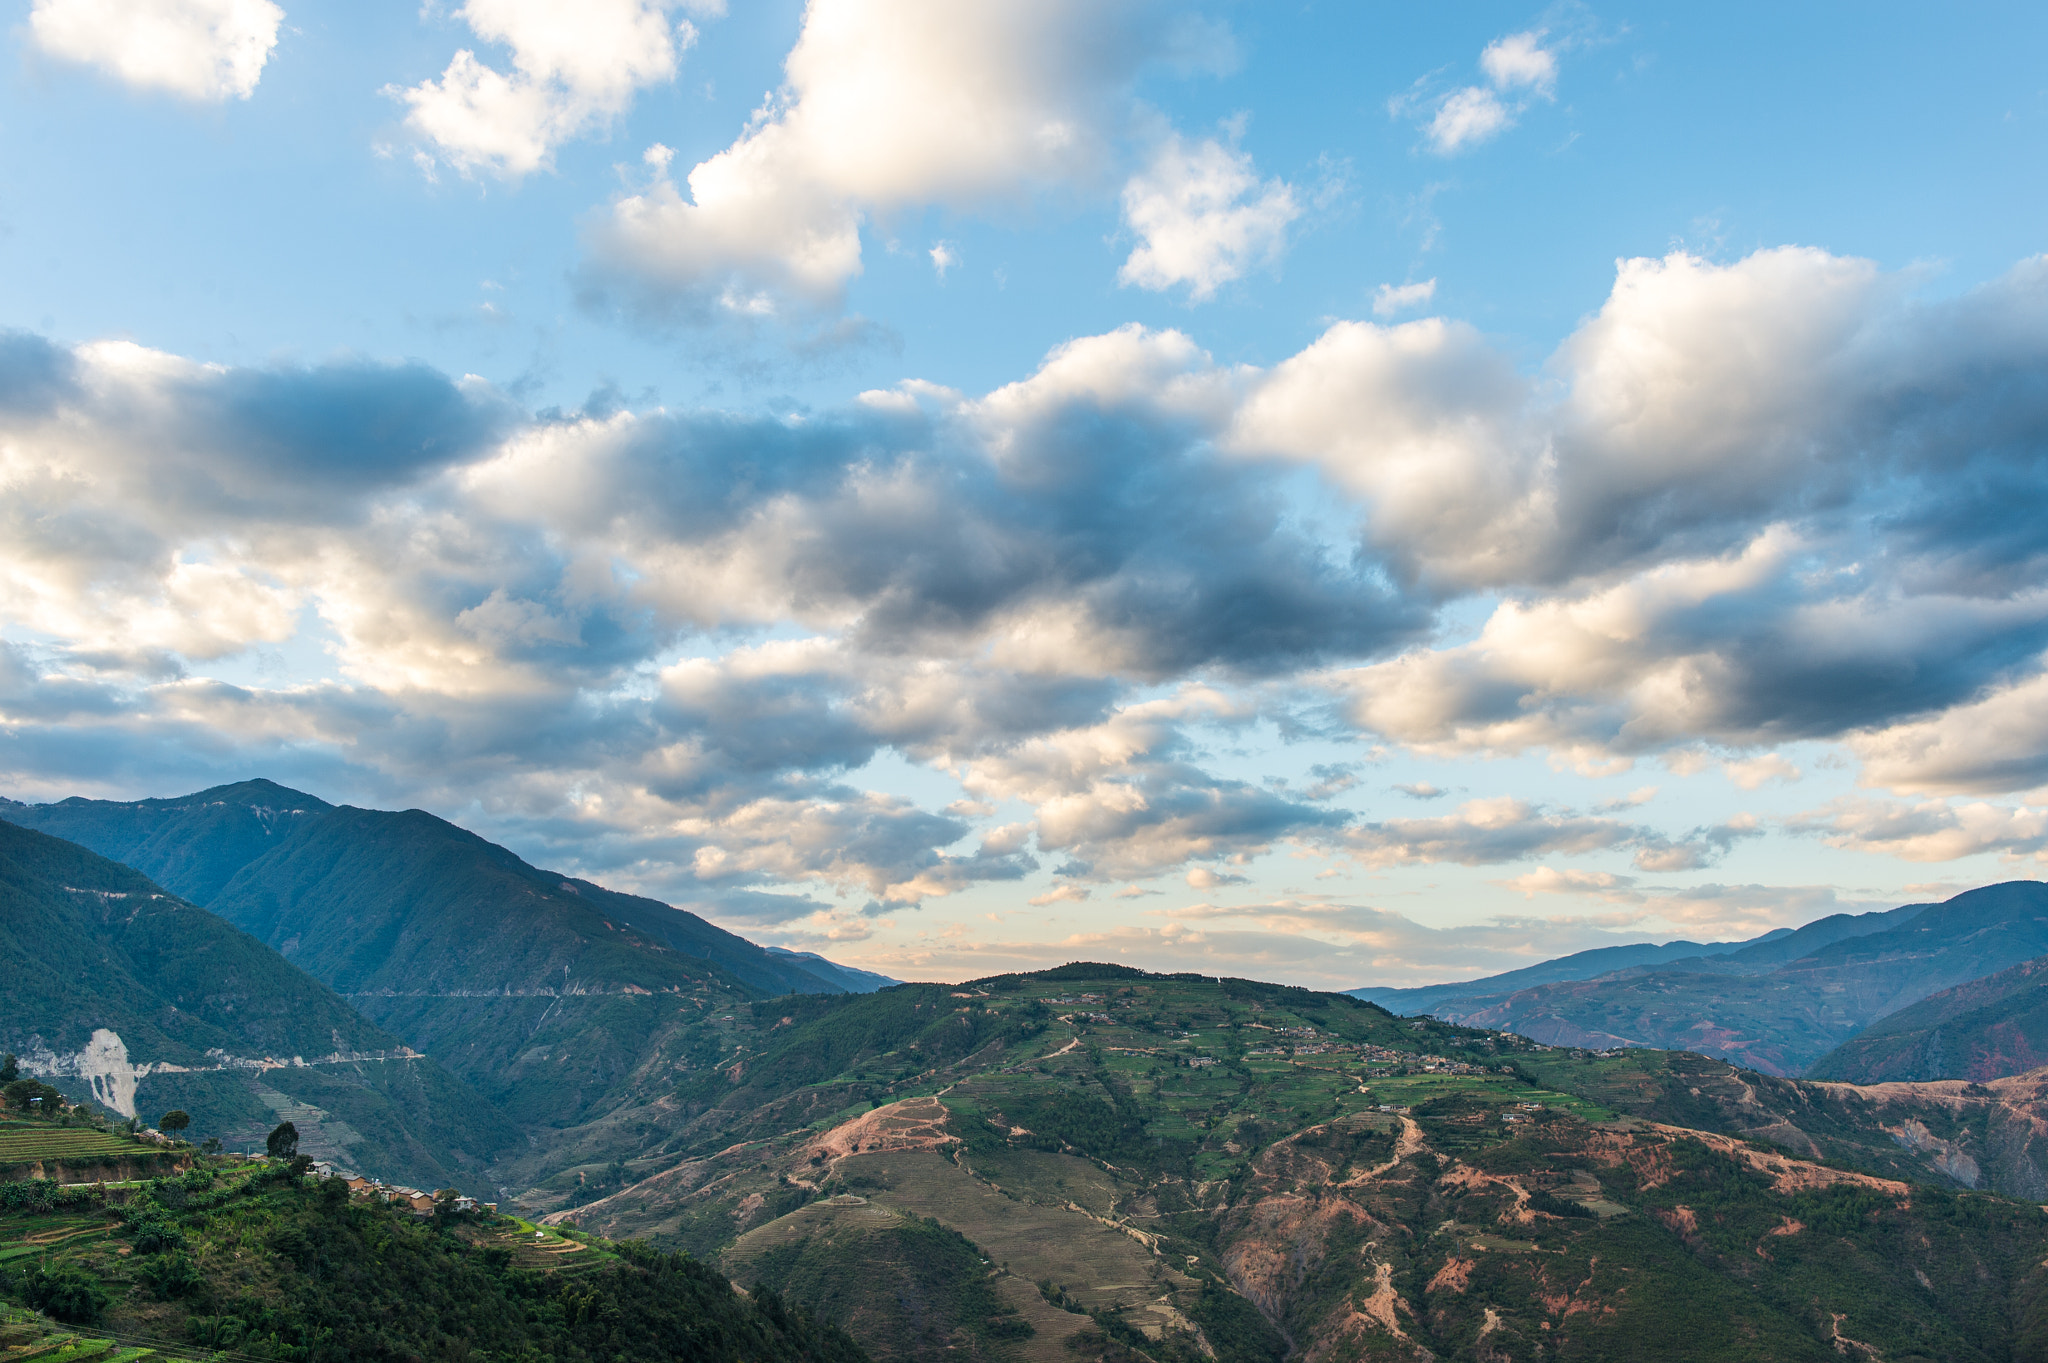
[4,0,2048,992]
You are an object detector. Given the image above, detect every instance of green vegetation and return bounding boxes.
[551,964,2048,1363]
[0,1150,871,1363]
[3,780,880,1198]
[0,1127,166,1167]
[0,819,509,1191]
[740,1212,1030,1363]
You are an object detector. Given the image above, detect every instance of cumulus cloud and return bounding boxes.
[1850,670,2048,796]
[1788,797,2048,863]
[1117,131,1299,300]
[31,0,283,101]
[584,0,1213,313]
[397,0,713,178]
[1241,248,2048,779]
[0,321,1401,909]
[1393,28,1559,155]
[14,241,2048,929]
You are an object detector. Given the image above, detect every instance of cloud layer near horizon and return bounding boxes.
[6,245,2048,962]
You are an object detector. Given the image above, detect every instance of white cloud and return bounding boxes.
[1850,668,2048,797]
[1723,753,1802,789]
[15,243,2048,919]
[31,0,283,101]
[1117,132,1299,300]
[1491,874,1866,940]
[1501,866,1632,897]
[1789,797,2048,863]
[1425,86,1513,154]
[1372,279,1436,317]
[929,241,958,280]
[587,0,1195,310]
[1343,796,1636,867]
[1394,27,1559,155]
[1185,866,1248,889]
[1479,31,1557,94]
[397,0,710,178]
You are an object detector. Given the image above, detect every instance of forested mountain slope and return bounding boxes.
[202,804,770,1146]
[0,821,509,1190]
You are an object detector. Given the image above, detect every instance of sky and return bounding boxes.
[4,1,2048,992]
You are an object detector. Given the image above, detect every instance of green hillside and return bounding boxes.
[1411,881,2048,1076]
[0,1144,868,1363]
[1808,954,2048,1083]
[0,820,511,1191]
[542,965,2048,1363]
[199,807,782,1147]
[0,779,332,905]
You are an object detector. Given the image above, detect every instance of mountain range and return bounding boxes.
[1807,953,2048,1084]
[548,963,2048,1363]
[15,777,2048,1359]
[0,819,505,1190]
[1351,881,2048,1077]
[1,779,893,1201]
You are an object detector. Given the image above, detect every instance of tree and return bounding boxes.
[266,1120,299,1161]
[4,1078,63,1113]
[0,1052,17,1083]
[21,1263,110,1324]
[159,1110,191,1134]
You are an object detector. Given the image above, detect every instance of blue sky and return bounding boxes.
[4,0,2048,989]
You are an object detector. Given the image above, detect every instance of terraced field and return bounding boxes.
[0,1127,143,1167]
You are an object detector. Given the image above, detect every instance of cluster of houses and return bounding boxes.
[309,1161,495,1215]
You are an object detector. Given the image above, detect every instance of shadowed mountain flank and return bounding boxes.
[1809,954,2048,1083]
[0,819,511,1189]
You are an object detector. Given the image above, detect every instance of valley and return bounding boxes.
[16,784,2048,1359]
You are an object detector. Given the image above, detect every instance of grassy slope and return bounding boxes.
[0,1150,870,1363]
[0,821,512,1191]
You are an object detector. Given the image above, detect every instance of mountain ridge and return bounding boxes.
[0,779,881,998]
[1351,882,2048,1076]
[0,819,510,1189]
